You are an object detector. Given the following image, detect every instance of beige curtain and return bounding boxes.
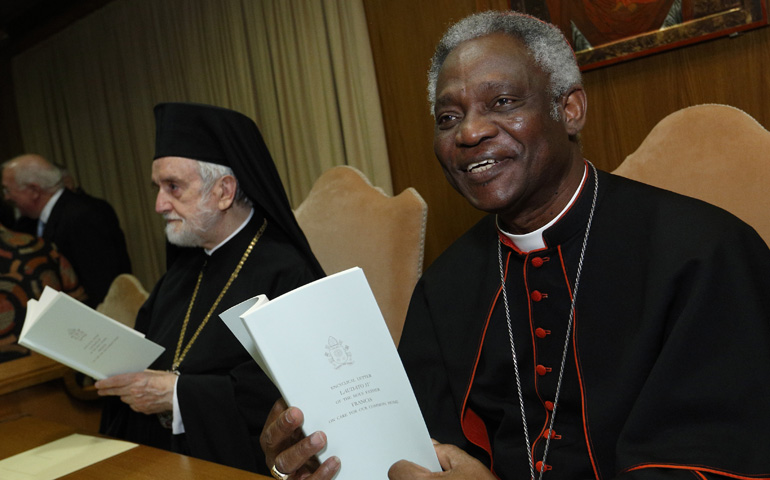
[12,0,391,289]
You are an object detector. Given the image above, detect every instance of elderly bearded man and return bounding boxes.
[258,11,770,480]
[96,103,324,475]
[1,154,131,307]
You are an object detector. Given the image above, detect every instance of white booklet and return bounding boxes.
[18,286,165,380]
[220,267,441,479]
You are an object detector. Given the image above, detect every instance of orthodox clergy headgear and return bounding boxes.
[153,102,324,277]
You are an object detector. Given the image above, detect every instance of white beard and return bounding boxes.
[164,201,220,247]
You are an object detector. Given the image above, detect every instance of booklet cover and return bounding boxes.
[18,286,165,380]
[220,267,440,479]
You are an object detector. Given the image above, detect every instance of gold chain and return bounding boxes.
[171,218,268,372]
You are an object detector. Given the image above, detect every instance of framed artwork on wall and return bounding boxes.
[511,0,768,70]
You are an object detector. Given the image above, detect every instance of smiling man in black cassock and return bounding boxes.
[258,11,770,480]
[96,103,324,474]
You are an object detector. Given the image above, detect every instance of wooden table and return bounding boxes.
[0,352,103,432]
[0,415,272,479]
[0,352,69,395]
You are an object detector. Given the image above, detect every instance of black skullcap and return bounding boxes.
[154,102,243,166]
[153,102,324,278]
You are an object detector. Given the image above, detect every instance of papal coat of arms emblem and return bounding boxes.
[68,328,87,341]
[325,336,353,368]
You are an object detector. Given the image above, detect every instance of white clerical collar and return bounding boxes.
[499,165,588,253]
[205,208,254,255]
[39,188,65,224]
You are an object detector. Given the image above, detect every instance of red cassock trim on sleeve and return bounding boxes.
[461,407,493,461]
[623,463,770,480]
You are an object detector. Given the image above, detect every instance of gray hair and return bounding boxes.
[195,161,252,207]
[2,154,63,192]
[427,11,582,119]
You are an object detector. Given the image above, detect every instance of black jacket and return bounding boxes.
[17,189,131,307]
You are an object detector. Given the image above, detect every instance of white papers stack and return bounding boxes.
[0,434,137,480]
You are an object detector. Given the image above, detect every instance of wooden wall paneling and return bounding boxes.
[363,0,508,267]
[581,24,770,171]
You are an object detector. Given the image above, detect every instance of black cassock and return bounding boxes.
[101,215,319,474]
[400,169,770,479]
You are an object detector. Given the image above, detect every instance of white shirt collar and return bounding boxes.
[39,188,65,224]
[204,208,254,255]
[499,165,588,253]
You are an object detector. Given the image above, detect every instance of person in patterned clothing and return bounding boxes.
[0,224,85,362]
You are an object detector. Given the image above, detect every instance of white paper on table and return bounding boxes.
[0,434,137,480]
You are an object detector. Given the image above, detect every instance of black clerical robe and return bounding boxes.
[399,169,770,479]
[100,216,319,474]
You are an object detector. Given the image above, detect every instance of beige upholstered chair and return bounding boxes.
[96,273,149,329]
[613,104,770,246]
[294,166,428,346]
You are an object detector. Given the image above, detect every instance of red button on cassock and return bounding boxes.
[535,327,549,338]
[544,401,554,411]
[531,257,544,268]
[531,290,543,302]
[535,461,552,472]
[536,365,551,376]
[543,429,560,440]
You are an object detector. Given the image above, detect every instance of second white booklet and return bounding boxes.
[221,267,440,479]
